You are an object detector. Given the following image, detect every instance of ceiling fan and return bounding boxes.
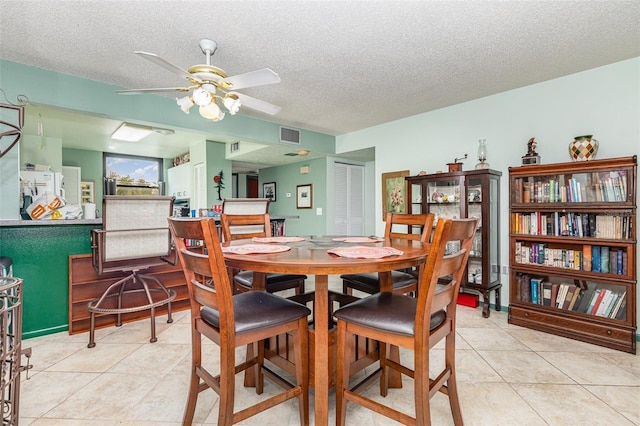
[117,39,281,122]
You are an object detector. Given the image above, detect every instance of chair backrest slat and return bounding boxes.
[220,213,272,242]
[384,213,435,242]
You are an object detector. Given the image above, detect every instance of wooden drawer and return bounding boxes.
[509,304,636,354]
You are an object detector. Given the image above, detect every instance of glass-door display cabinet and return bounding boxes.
[508,156,636,353]
[406,169,502,317]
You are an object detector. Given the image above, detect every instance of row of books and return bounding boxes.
[514,171,628,204]
[515,242,629,276]
[511,212,633,240]
[270,220,285,237]
[518,275,627,320]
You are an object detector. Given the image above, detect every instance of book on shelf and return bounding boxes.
[591,246,601,273]
[541,282,553,306]
[530,277,541,304]
[594,290,614,317]
[562,284,578,310]
[610,292,627,319]
[589,289,607,315]
[555,283,568,309]
[520,274,531,303]
[567,287,582,310]
[600,246,610,273]
[582,245,592,272]
[576,287,594,313]
[550,283,559,307]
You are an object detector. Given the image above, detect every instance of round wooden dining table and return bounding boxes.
[222,236,429,426]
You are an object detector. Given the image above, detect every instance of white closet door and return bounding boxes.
[334,163,364,236]
[193,162,205,209]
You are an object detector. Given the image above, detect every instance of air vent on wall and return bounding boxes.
[280,126,300,144]
[230,141,240,152]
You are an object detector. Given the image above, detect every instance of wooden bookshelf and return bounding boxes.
[508,156,637,353]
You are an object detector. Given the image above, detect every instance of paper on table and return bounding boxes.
[332,237,383,243]
[327,246,403,259]
[251,236,305,243]
[222,244,291,254]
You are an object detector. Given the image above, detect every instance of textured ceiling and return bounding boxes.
[1,1,639,169]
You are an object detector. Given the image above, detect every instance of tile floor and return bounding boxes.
[19,276,640,425]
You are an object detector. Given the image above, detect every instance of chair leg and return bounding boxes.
[218,340,236,426]
[182,324,201,425]
[379,341,389,397]
[293,318,309,425]
[335,320,351,426]
[87,311,97,348]
[256,341,264,395]
[414,346,430,425]
[446,335,463,426]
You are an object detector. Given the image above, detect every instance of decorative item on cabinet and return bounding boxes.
[569,135,599,161]
[508,156,636,354]
[475,139,490,169]
[447,154,467,172]
[522,137,541,165]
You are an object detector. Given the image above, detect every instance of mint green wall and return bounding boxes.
[259,157,327,236]
[337,57,640,319]
[62,148,104,212]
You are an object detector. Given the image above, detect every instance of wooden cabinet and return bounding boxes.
[406,169,502,317]
[508,156,637,353]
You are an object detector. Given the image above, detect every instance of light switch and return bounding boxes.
[316,207,322,215]
[286,192,292,198]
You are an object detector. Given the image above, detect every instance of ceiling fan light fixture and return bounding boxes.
[223,93,241,115]
[199,102,221,120]
[192,87,213,106]
[111,123,154,142]
[176,95,194,114]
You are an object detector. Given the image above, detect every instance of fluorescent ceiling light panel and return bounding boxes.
[111,123,154,142]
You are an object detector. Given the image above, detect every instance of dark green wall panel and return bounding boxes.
[0,224,96,338]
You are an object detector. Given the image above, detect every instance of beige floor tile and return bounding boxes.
[42,372,163,420]
[512,383,636,425]
[478,350,575,384]
[45,343,141,373]
[456,326,531,351]
[107,342,191,376]
[584,385,640,424]
[537,351,640,386]
[458,382,547,425]
[20,371,100,418]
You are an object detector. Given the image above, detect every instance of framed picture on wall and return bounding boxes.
[381,170,410,220]
[263,182,276,201]
[296,184,312,209]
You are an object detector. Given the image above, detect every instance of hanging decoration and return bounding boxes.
[214,170,225,201]
[0,89,27,159]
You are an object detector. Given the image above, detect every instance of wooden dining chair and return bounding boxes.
[168,217,311,426]
[334,217,478,426]
[341,212,435,296]
[220,213,307,295]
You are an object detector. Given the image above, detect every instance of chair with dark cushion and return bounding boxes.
[334,217,478,426]
[168,217,311,426]
[220,213,307,295]
[341,212,434,296]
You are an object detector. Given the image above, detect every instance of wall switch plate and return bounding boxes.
[316,208,322,215]
[286,192,291,198]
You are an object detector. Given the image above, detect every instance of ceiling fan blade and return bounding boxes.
[116,87,191,95]
[220,68,281,90]
[134,51,202,84]
[234,92,281,115]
